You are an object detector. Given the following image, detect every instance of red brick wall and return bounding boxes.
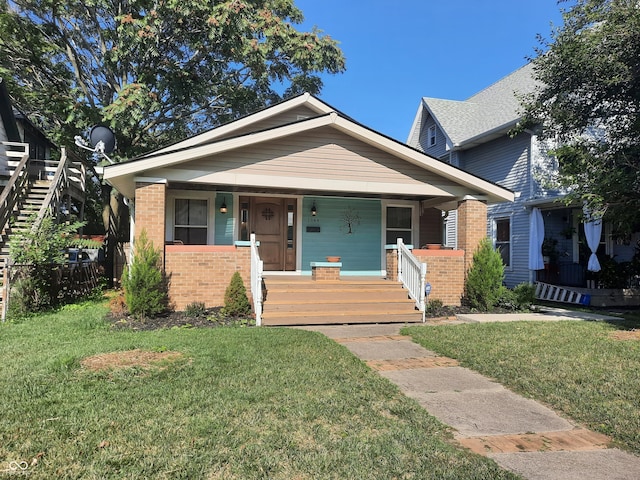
[134,182,167,265]
[311,265,341,281]
[457,199,487,272]
[164,245,252,311]
[385,249,398,281]
[414,249,465,306]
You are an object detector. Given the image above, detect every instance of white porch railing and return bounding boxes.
[250,233,264,326]
[396,238,427,322]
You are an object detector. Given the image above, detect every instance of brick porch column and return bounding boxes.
[134,180,167,266]
[457,197,487,272]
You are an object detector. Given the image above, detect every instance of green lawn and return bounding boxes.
[404,318,640,455]
[0,301,518,479]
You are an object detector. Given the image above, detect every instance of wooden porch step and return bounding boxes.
[261,276,423,326]
[265,302,417,314]
[261,313,422,326]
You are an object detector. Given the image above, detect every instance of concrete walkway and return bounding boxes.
[298,321,640,480]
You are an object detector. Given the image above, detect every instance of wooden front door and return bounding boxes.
[246,196,296,271]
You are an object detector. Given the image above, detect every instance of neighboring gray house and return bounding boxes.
[0,78,54,185]
[407,63,640,292]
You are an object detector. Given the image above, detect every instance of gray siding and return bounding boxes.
[488,201,532,287]
[458,133,531,194]
[419,118,448,159]
[458,133,533,287]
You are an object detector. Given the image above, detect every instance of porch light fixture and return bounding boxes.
[311,201,317,216]
[219,197,228,214]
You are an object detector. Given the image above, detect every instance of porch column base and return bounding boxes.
[310,262,341,281]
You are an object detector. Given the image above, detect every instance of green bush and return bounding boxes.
[185,301,207,318]
[222,271,252,318]
[514,282,537,309]
[121,230,167,318]
[463,238,505,311]
[7,215,96,318]
[495,283,537,312]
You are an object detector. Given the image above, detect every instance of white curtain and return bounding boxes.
[528,207,545,270]
[584,218,602,272]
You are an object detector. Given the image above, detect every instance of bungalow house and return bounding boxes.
[103,93,513,324]
[407,63,640,306]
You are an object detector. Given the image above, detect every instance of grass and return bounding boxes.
[0,300,519,479]
[403,317,640,455]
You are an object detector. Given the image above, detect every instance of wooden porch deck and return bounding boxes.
[260,275,424,326]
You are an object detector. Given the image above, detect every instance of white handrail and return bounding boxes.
[397,238,427,322]
[250,233,263,326]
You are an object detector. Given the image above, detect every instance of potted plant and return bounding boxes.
[542,237,559,265]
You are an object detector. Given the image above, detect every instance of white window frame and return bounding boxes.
[494,216,512,269]
[166,190,217,244]
[428,125,437,147]
[383,202,417,247]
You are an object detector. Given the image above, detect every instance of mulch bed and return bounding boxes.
[105,307,251,331]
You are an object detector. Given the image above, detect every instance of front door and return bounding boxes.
[244,196,296,271]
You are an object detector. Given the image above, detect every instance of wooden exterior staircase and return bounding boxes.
[0,141,91,319]
[260,276,424,326]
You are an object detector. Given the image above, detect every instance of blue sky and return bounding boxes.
[294,0,565,142]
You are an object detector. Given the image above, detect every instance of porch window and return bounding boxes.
[428,125,437,147]
[495,218,511,267]
[386,206,412,245]
[174,198,208,244]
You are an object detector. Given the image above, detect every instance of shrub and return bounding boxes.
[513,282,537,309]
[425,298,444,316]
[463,238,505,311]
[121,230,167,318]
[222,271,252,318]
[185,301,207,318]
[7,215,96,317]
[495,283,537,312]
[496,286,518,311]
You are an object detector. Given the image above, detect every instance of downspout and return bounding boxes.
[525,129,536,284]
[124,197,135,270]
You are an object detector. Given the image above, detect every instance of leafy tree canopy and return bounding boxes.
[522,0,640,233]
[0,0,345,158]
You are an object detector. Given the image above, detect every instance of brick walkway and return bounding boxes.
[312,324,640,479]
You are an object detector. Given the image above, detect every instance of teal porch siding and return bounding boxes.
[301,197,381,273]
[214,193,234,245]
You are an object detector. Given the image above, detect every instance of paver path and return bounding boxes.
[298,324,640,480]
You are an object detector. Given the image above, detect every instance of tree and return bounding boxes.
[0,0,345,283]
[0,0,345,157]
[462,238,505,312]
[521,0,640,234]
[121,229,167,318]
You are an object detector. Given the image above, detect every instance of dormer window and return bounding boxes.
[428,125,437,147]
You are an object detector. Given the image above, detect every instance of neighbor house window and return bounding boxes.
[386,206,412,245]
[428,125,437,147]
[495,218,511,267]
[174,198,208,244]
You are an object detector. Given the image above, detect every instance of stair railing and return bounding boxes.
[33,148,90,231]
[33,147,69,230]
[0,142,30,243]
[250,233,264,326]
[396,238,427,322]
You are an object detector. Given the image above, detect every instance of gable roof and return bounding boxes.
[104,94,514,204]
[145,92,344,157]
[413,63,538,149]
[0,78,21,142]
